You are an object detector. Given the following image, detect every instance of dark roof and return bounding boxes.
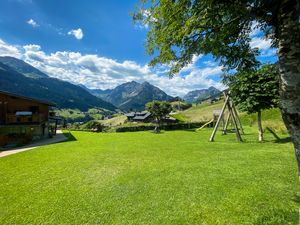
[125,112,135,117]
[0,90,55,106]
[133,112,151,120]
[125,111,152,120]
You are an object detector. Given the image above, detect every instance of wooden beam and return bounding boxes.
[227,99,242,142]
[230,98,244,134]
[209,95,229,142]
[223,111,231,135]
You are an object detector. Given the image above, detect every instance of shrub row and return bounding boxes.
[115,122,204,132]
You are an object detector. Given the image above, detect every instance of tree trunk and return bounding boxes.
[278,0,300,174]
[257,110,263,142]
[154,118,160,133]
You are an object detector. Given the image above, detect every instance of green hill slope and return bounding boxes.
[177,100,286,132]
[179,101,224,122]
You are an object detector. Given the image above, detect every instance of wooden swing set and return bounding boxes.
[209,90,244,142]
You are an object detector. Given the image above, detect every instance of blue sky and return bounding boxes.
[0,0,278,96]
[0,0,148,62]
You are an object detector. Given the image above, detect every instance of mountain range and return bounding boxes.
[85,81,174,111]
[0,56,221,111]
[183,86,222,103]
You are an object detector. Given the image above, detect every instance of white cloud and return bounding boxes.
[68,28,84,40]
[250,37,271,50]
[250,21,261,37]
[0,39,223,97]
[27,19,39,27]
[249,21,277,58]
[24,44,41,52]
[0,39,22,58]
[250,36,277,57]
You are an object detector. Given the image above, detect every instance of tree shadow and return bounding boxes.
[293,194,300,205]
[275,136,292,143]
[149,130,165,134]
[253,208,298,225]
[252,195,300,225]
[180,129,197,132]
[266,127,291,143]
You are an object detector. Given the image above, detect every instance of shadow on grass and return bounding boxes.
[266,127,292,144]
[253,208,298,225]
[178,129,198,132]
[63,131,77,142]
[293,194,300,205]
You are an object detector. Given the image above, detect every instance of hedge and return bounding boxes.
[115,122,204,132]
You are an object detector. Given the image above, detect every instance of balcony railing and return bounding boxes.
[1,114,46,125]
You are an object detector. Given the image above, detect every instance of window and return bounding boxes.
[29,106,39,114]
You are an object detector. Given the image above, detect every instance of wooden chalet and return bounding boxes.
[0,90,55,147]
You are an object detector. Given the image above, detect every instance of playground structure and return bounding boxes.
[196,119,214,131]
[196,110,224,131]
[209,90,244,142]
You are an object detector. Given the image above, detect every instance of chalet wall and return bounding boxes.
[0,125,48,146]
[0,93,49,124]
[0,92,51,147]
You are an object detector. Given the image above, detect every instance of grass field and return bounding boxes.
[0,128,299,224]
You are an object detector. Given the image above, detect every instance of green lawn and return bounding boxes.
[0,129,299,224]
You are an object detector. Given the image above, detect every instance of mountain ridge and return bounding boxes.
[183,86,221,103]
[85,81,174,111]
[0,56,48,79]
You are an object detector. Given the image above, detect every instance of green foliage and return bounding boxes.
[0,130,297,224]
[81,120,105,132]
[133,0,284,74]
[115,122,203,132]
[146,101,172,123]
[223,64,279,114]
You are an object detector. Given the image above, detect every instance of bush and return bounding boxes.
[80,120,105,132]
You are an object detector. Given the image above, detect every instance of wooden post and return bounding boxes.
[209,90,244,142]
[209,95,229,142]
[223,111,231,135]
[230,99,244,134]
[54,119,58,135]
[227,100,242,142]
[257,110,263,142]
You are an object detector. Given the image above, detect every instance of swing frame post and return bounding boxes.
[209,90,243,142]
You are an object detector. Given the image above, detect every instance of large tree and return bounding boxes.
[223,64,279,141]
[146,101,172,132]
[134,0,300,174]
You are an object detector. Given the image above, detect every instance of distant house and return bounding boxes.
[125,111,152,122]
[0,90,55,147]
